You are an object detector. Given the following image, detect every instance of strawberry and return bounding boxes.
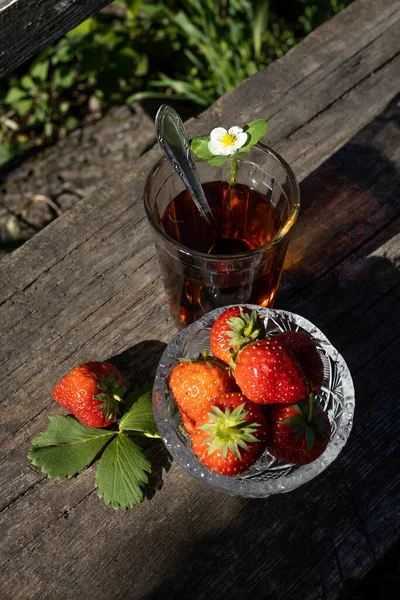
[275,331,324,392]
[233,338,308,404]
[268,391,331,465]
[53,362,125,428]
[180,411,197,435]
[191,392,268,476]
[210,306,265,365]
[169,353,237,427]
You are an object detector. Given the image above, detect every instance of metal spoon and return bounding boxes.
[155,104,220,236]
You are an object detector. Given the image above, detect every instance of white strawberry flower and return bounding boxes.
[208,126,248,157]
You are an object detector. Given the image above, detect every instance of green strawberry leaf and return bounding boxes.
[282,415,305,426]
[190,118,267,173]
[231,147,251,159]
[208,155,228,166]
[243,119,268,146]
[95,433,151,509]
[119,384,160,438]
[29,415,116,478]
[190,136,213,160]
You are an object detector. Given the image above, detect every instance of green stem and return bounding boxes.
[229,157,238,187]
[118,429,161,438]
[307,386,314,423]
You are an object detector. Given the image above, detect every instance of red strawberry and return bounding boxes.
[53,362,125,428]
[210,306,265,365]
[169,354,237,428]
[180,411,196,435]
[233,338,308,404]
[268,392,331,465]
[191,392,268,476]
[275,331,324,391]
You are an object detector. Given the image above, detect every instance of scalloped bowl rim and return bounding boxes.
[152,306,355,497]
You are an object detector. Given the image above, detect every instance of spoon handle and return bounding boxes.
[155,105,220,235]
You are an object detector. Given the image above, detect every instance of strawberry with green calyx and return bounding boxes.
[268,389,331,466]
[210,306,265,366]
[53,361,126,428]
[233,338,308,405]
[31,382,160,509]
[191,392,268,476]
[169,351,237,428]
[275,331,324,392]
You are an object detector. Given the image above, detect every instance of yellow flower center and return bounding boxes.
[221,133,236,146]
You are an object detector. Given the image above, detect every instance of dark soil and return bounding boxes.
[0,102,155,257]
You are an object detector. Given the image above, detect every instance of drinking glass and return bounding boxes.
[144,143,300,328]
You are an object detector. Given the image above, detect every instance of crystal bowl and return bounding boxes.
[153,306,355,497]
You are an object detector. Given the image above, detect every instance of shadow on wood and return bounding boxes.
[139,257,399,600]
[138,108,400,600]
[144,439,172,501]
[107,339,167,389]
[108,339,172,499]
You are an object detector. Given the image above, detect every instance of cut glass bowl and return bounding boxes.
[153,306,355,497]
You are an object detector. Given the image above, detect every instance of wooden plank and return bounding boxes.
[1,0,399,304]
[0,0,111,79]
[1,1,400,598]
[0,339,398,599]
[1,102,399,600]
[0,0,399,404]
[279,95,400,301]
[0,0,398,513]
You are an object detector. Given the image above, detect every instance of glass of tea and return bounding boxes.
[144,142,300,328]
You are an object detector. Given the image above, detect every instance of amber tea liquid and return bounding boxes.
[159,181,287,327]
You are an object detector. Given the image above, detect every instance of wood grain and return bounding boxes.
[0,0,111,79]
[1,0,399,304]
[1,0,400,598]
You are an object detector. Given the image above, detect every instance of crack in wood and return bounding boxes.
[0,486,95,570]
[2,263,160,397]
[351,323,400,372]
[0,206,146,312]
[342,479,380,561]
[0,473,47,515]
[0,217,150,366]
[266,13,400,127]
[285,49,400,156]
[0,403,51,460]
[1,2,399,595]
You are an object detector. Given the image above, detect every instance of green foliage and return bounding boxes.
[0,0,353,166]
[298,0,352,33]
[127,0,297,105]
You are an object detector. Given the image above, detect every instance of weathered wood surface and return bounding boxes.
[0,0,111,79]
[0,0,400,598]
